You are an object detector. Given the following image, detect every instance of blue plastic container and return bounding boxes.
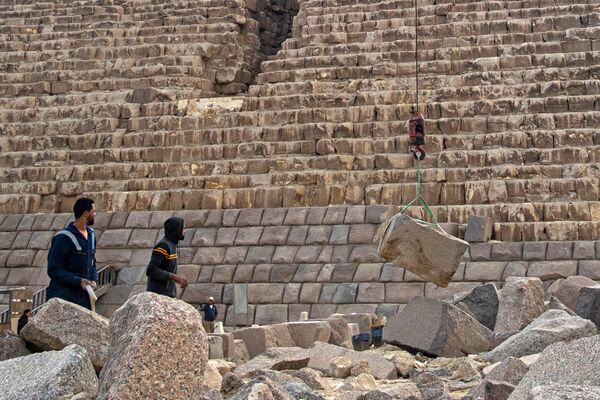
[352,333,371,351]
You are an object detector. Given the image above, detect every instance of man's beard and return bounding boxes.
[87,216,95,226]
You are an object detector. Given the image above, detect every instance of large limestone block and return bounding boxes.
[547,275,600,311]
[453,283,499,331]
[509,335,600,399]
[377,214,468,287]
[383,298,492,357]
[494,277,544,336]
[307,342,397,380]
[210,332,235,360]
[0,344,98,400]
[232,324,295,358]
[330,313,374,334]
[97,292,208,400]
[287,321,332,348]
[483,310,597,362]
[0,331,30,361]
[234,347,309,377]
[325,317,352,348]
[21,297,109,371]
[232,326,278,359]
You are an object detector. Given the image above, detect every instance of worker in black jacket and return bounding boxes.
[146,217,188,297]
[47,197,98,309]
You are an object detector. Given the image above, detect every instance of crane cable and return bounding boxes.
[414,0,419,113]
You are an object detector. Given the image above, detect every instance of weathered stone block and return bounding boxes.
[576,286,600,329]
[246,246,275,263]
[491,242,523,261]
[287,321,332,348]
[294,246,322,263]
[353,263,383,282]
[248,283,284,303]
[236,209,263,226]
[193,247,226,264]
[270,264,298,283]
[527,261,577,280]
[356,282,384,303]
[0,344,98,400]
[377,214,468,287]
[6,250,36,268]
[125,212,151,228]
[484,310,597,363]
[127,229,158,248]
[453,283,499,331]
[259,226,290,245]
[252,264,272,282]
[578,260,600,280]
[293,264,322,282]
[469,243,492,261]
[509,335,600,399]
[192,228,218,246]
[97,293,207,399]
[348,224,377,244]
[215,228,238,247]
[254,304,288,325]
[522,242,547,261]
[330,225,350,245]
[573,241,596,260]
[235,227,264,246]
[495,277,544,335]
[464,215,493,243]
[464,262,506,281]
[546,241,573,260]
[98,229,132,249]
[28,231,54,250]
[384,298,491,357]
[287,226,309,246]
[211,265,236,283]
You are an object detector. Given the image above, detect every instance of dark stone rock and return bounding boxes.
[485,357,529,385]
[494,277,544,337]
[281,381,325,400]
[547,296,576,316]
[221,372,244,395]
[576,286,600,329]
[0,331,30,362]
[453,283,499,330]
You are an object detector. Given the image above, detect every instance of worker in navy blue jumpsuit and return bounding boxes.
[47,198,98,310]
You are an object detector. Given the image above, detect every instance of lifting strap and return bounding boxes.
[399,159,437,226]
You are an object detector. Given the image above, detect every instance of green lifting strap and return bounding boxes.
[399,160,438,226]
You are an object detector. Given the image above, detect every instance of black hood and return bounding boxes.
[164,217,184,244]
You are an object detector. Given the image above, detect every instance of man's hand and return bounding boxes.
[90,281,98,290]
[80,279,93,290]
[174,275,188,288]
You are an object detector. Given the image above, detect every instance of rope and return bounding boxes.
[399,159,438,226]
[414,0,419,112]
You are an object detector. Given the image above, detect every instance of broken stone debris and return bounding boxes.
[0,344,98,400]
[20,297,109,371]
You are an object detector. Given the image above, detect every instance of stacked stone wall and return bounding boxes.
[1,207,598,325]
